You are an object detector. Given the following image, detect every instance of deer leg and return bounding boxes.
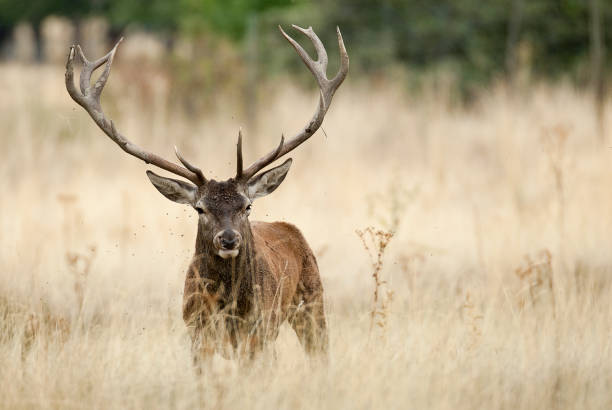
[290,252,329,357]
[189,326,216,374]
[290,291,328,357]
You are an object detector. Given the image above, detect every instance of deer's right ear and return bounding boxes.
[146,170,197,205]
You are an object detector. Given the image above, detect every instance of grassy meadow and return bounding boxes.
[1,60,612,409]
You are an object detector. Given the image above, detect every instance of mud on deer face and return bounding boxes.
[146,157,292,259]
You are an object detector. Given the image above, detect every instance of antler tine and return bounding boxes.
[239,25,349,182]
[236,128,244,179]
[281,25,329,84]
[65,39,204,185]
[332,27,350,88]
[236,131,284,181]
[174,146,206,183]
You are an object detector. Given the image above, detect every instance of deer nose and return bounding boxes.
[215,230,241,250]
[221,236,238,249]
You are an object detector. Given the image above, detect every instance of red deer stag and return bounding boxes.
[65,25,348,360]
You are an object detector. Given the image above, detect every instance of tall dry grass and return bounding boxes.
[1,61,612,409]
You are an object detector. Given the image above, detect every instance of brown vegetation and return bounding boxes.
[1,60,612,408]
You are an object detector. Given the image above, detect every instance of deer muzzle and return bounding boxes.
[213,229,242,259]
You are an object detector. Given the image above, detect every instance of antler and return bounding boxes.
[237,25,349,182]
[65,38,206,185]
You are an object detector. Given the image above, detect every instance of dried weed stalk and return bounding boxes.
[514,249,556,315]
[398,252,425,295]
[22,196,97,358]
[461,292,483,350]
[356,227,394,335]
[541,125,568,260]
[66,245,97,313]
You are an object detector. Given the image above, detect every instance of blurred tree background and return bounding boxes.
[0,0,609,101]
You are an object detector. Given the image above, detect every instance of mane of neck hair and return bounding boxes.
[193,221,257,315]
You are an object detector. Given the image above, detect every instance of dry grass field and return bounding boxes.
[1,61,612,409]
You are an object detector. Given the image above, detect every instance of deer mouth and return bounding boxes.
[218,249,239,259]
[213,229,242,259]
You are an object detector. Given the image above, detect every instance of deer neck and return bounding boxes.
[194,223,257,311]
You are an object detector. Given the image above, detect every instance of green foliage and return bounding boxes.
[0,0,90,25]
[0,0,610,89]
[178,0,298,38]
[305,0,611,87]
[104,0,180,31]
[0,0,297,34]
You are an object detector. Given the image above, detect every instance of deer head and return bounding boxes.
[145,151,293,259]
[65,25,349,259]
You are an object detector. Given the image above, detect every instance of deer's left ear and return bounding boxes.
[246,158,292,200]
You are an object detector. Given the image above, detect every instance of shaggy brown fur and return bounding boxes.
[183,220,327,359]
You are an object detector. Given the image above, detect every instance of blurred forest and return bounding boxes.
[0,0,609,103]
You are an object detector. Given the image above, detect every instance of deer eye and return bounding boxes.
[195,207,205,215]
[245,204,252,215]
